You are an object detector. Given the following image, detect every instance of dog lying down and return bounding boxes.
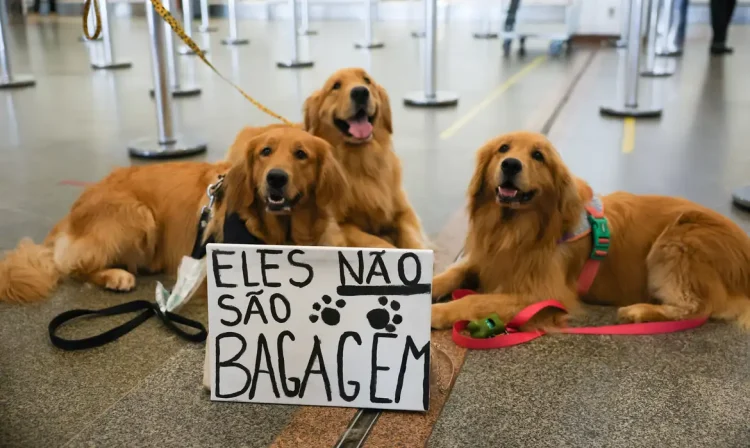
[431,131,750,331]
[0,127,348,303]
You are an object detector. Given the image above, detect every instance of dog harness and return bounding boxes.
[560,196,610,296]
[450,197,708,349]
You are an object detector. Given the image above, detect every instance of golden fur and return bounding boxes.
[0,127,347,303]
[226,68,426,250]
[431,131,750,330]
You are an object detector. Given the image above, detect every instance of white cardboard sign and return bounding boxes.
[206,244,433,411]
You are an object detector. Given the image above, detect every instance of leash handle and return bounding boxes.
[450,290,708,350]
[49,300,207,351]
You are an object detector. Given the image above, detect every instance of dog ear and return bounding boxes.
[373,82,393,134]
[316,141,349,217]
[467,146,495,214]
[303,90,323,134]
[557,172,588,233]
[223,143,256,213]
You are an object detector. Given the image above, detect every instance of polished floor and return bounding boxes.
[1,14,749,448]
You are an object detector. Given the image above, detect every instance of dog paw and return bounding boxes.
[617,304,649,323]
[102,270,136,292]
[430,303,454,330]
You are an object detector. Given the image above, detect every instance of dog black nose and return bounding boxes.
[266,169,288,189]
[501,158,523,176]
[350,86,370,105]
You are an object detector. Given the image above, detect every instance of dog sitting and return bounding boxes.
[0,127,347,303]
[431,131,750,330]
[226,68,426,250]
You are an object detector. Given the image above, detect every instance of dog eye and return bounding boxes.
[531,150,545,162]
[294,149,308,160]
[260,147,272,157]
[498,144,510,153]
[332,81,341,90]
[363,77,371,84]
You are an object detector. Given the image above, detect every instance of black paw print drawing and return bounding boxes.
[366,296,402,333]
[309,295,346,326]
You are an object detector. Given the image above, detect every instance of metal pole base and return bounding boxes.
[0,74,36,89]
[473,32,499,39]
[403,91,459,108]
[221,37,249,45]
[277,60,314,68]
[641,67,674,77]
[178,45,209,55]
[411,30,425,38]
[731,186,750,211]
[656,49,683,57]
[599,105,662,118]
[299,29,318,36]
[354,41,385,49]
[127,135,207,159]
[199,25,218,32]
[150,84,202,98]
[91,60,133,70]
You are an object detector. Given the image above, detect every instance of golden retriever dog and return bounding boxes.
[226,68,426,250]
[0,127,347,303]
[431,131,750,331]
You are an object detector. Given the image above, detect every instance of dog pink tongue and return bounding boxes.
[499,187,518,198]
[347,119,373,139]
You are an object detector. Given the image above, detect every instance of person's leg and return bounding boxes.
[711,0,737,54]
[32,0,40,13]
[49,0,57,14]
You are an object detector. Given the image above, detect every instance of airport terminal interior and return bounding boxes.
[1,0,749,446]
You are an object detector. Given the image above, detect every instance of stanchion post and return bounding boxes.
[656,0,681,56]
[641,0,673,77]
[354,0,384,49]
[411,0,426,38]
[600,0,662,118]
[150,0,200,97]
[91,0,132,69]
[199,0,217,32]
[732,185,750,211]
[298,0,317,35]
[0,0,35,89]
[615,0,630,47]
[129,0,207,159]
[221,0,249,45]
[277,0,313,68]
[178,0,209,54]
[403,0,458,107]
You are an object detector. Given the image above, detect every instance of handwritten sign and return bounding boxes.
[206,244,433,411]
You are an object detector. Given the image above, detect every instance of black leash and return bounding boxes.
[48,175,267,352]
[48,300,207,351]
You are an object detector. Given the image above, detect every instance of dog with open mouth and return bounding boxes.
[0,127,348,304]
[430,131,750,331]
[225,68,426,250]
[302,67,426,249]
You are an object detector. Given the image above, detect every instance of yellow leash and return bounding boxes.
[80,0,292,125]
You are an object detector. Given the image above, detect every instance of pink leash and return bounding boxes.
[450,289,708,350]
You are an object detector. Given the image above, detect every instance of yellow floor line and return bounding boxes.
[622,117,636,154]
[439,55,547,140]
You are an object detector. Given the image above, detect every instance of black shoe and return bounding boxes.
[710,43,734,55]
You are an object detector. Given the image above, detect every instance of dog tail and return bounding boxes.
[0,238,62,303]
